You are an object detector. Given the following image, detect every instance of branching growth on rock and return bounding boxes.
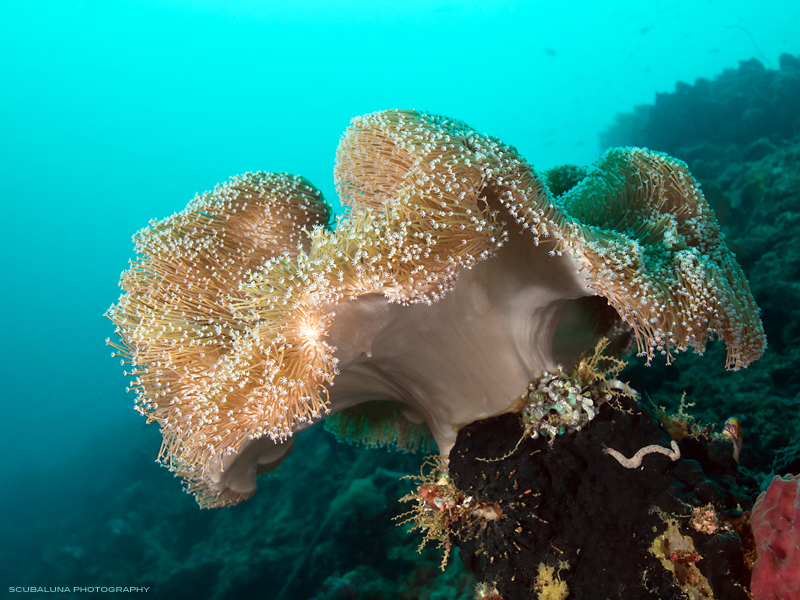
[396,458,503,570]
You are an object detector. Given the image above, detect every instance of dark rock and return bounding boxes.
[449,397,756,600]
[772,430,800,476]
[780,53,800,71]
[600,53,800,155]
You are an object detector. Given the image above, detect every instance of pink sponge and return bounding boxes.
[751,474,800,599]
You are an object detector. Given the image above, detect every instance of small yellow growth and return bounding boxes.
[654,394,739,460]
[395,458,503,570]
[572,337,629,387]
[651,519,714,600]
[655,392,704,441]
[395,459,458,569]
[533,562,570,600]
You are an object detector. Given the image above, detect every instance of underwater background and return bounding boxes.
[1,0,799,598]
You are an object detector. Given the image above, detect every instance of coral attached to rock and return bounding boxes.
[108,109,765,510]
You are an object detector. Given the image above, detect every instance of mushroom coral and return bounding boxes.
[107,109,765,508]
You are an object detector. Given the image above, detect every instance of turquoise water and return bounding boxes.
[1,1,798,598]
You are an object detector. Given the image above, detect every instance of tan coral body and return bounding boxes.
[108,109,765,507]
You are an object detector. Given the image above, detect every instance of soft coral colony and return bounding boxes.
[108,109,766,592]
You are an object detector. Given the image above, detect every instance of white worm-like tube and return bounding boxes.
[604,440,680,468]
